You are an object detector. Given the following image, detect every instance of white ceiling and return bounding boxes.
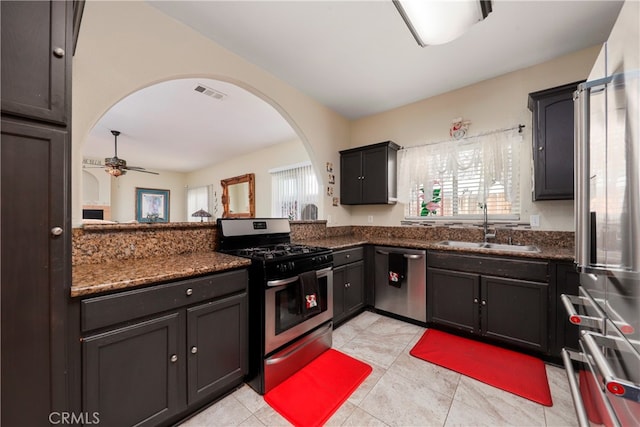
[83,0,624,173]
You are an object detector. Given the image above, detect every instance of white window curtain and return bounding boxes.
[398,129,522,218]
[187,185,217,222]
[271,162,319,220]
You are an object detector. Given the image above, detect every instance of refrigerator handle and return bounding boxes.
[574,85,590,268]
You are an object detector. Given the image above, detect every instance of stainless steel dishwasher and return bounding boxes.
[374,246,426,323]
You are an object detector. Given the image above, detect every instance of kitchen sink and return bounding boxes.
[435,241,485,249]
[481,243,541,253]
[435,241,541,253]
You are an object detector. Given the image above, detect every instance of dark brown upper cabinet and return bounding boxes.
[1,1,74,125]
[528,81,583,201]
[340,141,400,205]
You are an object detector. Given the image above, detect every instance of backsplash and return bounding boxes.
[72,221,573,265]
[72,223,217,265]
[353,225,574,249]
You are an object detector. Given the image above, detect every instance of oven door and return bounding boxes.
[264,266,333,355]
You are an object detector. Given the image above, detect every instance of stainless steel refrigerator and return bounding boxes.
[561,1,640,426]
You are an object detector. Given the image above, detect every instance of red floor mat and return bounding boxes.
[410,329,553,406]
[264,349,372,427]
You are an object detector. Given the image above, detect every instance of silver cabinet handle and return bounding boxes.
[346,254,350,259]
[185,288,193,296]
[170,354,178,363]
[561,349,590,427]
[404,254,423,260]
[191,346,198,354]
[376,249,389,255]
[51,227,63,236]
[560,293,604,330]
[538,146,544,151]
[582,331,640,402]
[481,300,486,306]
[53,47,65,58]
[473,298,479,303]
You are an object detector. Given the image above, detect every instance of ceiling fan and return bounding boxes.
[98,130,159,177]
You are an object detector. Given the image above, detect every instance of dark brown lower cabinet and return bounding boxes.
[83,313,183,427]
[1,119,70,427]
[187,294,247,405]
[80,271,248,427]
[427,252,550,354]
[332,247,365,326]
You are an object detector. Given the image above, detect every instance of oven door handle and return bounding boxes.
[267,276,299,287]
[266,266,333,288]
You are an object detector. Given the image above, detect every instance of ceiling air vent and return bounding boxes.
[194,84,227,101]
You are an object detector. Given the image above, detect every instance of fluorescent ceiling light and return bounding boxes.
[394,0,493,46]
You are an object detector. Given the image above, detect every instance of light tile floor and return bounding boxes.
[180,311,578,426]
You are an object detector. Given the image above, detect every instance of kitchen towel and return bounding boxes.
[299,270,321,317]
[388,252,406,288]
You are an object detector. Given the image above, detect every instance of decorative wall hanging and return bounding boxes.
[136,188,170,222]
[450,117,471,140]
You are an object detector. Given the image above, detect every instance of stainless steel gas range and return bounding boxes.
[217,218,333,394]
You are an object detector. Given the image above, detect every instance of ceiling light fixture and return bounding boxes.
[393,0,492,47]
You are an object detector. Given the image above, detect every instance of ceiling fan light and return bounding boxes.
[106,167,125,177]
[394,0,492,46]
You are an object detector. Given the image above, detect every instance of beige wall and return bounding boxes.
[110,170,188,223]
[348,45,601,230]
[73,1,600,231]
[187,139,311,218]
[72,1,350,227]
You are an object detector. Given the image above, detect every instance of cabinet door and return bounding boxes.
[1,120,69,426]
[481,276,549,352]
[186,293,248,405]
[554,263,579,354]
[1,1,70,124]
[332,265,347,323]
[427,268,479,333]
[83,312,184,427]
[361,146,388,203]
[340,151,362,204]
[344,261,365,314]
[531,86,576,200]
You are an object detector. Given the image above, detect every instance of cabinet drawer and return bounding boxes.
[427,251,548,282]
[333,247,364,267]
[81,269,247,332]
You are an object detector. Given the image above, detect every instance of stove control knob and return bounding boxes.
[288,261,295,271]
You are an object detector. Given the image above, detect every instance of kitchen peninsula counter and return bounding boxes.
[72,251,251,297]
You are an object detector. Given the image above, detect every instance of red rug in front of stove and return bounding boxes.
[410,329,553,406]
[263,349,372,427]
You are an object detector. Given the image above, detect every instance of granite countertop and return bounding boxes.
[294,235,575,261]
[72,252,251,297]
[74,235,573,298]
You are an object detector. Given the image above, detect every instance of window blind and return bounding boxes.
[399,128,522,219]
[271,163,319,220]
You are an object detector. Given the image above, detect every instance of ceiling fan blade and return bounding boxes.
[125,166,159,175]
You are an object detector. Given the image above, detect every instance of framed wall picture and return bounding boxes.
[136,187,170,222]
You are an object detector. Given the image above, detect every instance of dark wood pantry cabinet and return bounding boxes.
[340,141,400,205]
[80,270,248,427]
[427,251,550,353]
[332,247,365,326]
[528,81,583,200]
[1,1,81,425]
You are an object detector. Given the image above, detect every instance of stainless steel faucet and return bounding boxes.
[480,202,496,242]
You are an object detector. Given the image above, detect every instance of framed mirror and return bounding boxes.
[221,173,255,218]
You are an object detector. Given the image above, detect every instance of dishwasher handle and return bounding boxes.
[375,249,423,260]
